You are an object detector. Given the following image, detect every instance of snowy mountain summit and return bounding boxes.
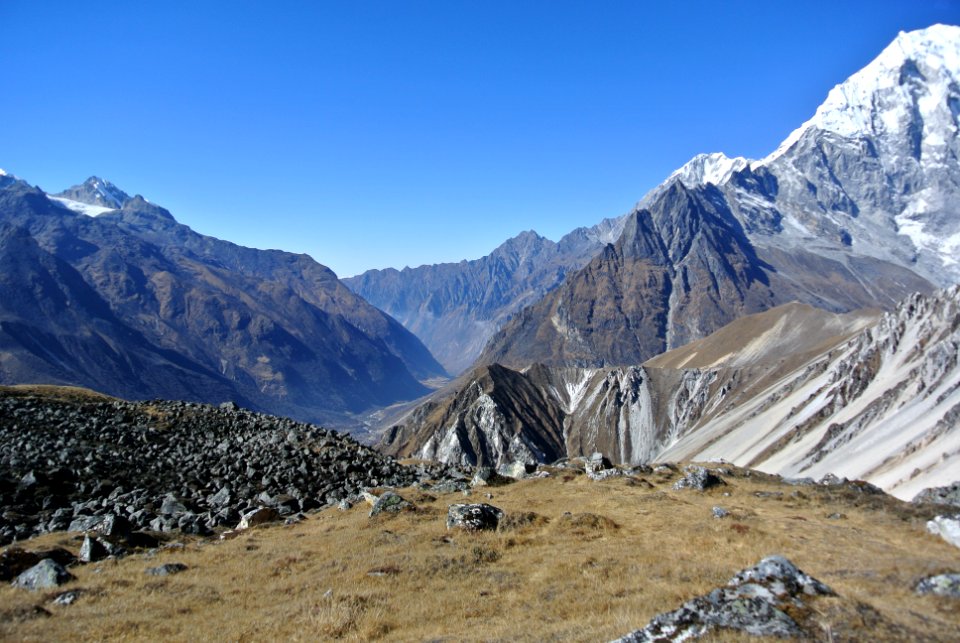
[56,176,132,209]
[660,24,960,287]
[48,176,134,217]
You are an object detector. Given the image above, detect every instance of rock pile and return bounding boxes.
[0,392,464,544]
[612,556,834,641]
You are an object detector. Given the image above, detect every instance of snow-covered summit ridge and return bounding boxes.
[669,152,751,188]
[55,176,132,210]
[762,23,960,164]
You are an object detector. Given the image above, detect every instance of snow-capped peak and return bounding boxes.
[55,176,132,210]
[0,168,7,177]
[669,152,750,188]
[761,23,960,164]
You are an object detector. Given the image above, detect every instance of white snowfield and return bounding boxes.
[47,195,115,217]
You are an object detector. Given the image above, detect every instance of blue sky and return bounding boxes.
[2,1,959,277]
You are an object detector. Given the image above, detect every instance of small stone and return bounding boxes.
[369,491,413,517]
[497,462,533,479]
[12,559,75,591]
[237,507,279,530]
[827,512,846,520]
[52,589,84,605]
[79,535,109,563]
[446,503,504,531]
[471,467,512,488]
[337,499,352,511]
[915,573,960,597]
[673,466,726,491]
[145,563,188,576]
[712,506,729,519]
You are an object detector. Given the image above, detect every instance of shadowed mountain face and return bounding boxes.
[343,218,625,375]
[477,182,931,369]
[0,179,446,424]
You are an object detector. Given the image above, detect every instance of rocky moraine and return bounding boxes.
[0,389,465,546]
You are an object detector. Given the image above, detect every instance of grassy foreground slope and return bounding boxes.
[2,464,958,641]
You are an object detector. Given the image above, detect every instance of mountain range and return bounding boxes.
[343,218,624,374]
[380,24,960,496]
[0,176,445,426]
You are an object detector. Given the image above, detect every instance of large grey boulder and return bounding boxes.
[12,559,75,591]
[446,503,504,531]
[611,556,834,642]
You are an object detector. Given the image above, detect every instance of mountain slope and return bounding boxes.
[478,181,930,368]
[474,25,960,371]
[344,218,625,374]
[0,177,445,425]
[385,287,960,499]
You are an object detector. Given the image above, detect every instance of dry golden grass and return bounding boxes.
[2,466,959,641]
[0,384,116,403]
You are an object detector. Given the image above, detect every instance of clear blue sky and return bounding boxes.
[2,1,958,277]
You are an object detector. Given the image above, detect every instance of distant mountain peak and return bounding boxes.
[55,176,132,210]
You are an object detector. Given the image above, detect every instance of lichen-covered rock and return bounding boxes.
[369,491,413,517]
[673,466,725,491]
[611,556,834,642]
[927,514,960,548]
[12,559,75,591]
[915,573,960,598]
[446,503,504,531]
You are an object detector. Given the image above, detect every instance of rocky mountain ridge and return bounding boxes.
[0,176,445,427]
[384,287,960,499]
[344,217,626,374]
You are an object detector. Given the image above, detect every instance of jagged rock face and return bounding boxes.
[0,179,445,423]
[344,219,625,374]
[386,288,960,499]
[478,180,930,369]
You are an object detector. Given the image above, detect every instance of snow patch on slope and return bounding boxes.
[48,196,115,217]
